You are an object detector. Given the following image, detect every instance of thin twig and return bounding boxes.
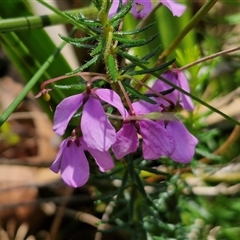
[180,46,240,71]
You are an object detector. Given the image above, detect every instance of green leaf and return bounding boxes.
[54,84,86,91]
[66,12,102,27]
[118,33,159,49]
[67,54,102,75]
[145,88,174,97]
[196,148,223,161]
[60,34,96,48]
[122,82,156,104]
[93,0,102,11]
[114,22,155,36]
[90,38,105,56]
[120,45,161,73]
[59,34,99,43]
[128,58,175,75]
[141,45,162,61]
[107,54,118,82]
[116,169,129,200]
[88,26,103,34]
[117,49,149,64]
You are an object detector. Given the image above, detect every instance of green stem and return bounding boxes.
[98,0,109,25]
[0,40,67,127]
[157,0,218,64]
[126,155,135,182]
[0,7,98,33]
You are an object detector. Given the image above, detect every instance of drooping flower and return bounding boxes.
[112,100,174,160]
[151,68,194,111]
[131,0,153,19]
[159,0,186,17]
[109,0,186,19]
[53,87,127,152]
[113,96,198,163]
[160,120,198,163]
[50,135,114,188]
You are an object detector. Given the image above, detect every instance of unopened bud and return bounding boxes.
[43,92,51,102]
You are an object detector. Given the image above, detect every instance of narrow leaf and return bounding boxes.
[128,59,175,75]
[114,22,155,36]
[118,33,159,49]
[120,45,161,74]
[116,169,129,200]
[122,82,156,104]
[54,84,86,91]
[66,54,101,75]
[59,34,96,48]
[66,12,102,27]
[117,49,149,64]
[90,38,105,56]
[59,34,99,43]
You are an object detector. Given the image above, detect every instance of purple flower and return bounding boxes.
[53,88,126,151]
[162,120,198,163]
[142,119,198,163]
[51,136,114,188]
[109,0,127,18]
[160,0,186,17]
[151,68,194,111]
[131,0,153,19]
[109,0,186,19]
[112,100,174,160]
[113,98,198,163]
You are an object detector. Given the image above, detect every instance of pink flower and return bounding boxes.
[161,120,198,163]
[160,0,186,17]
[112,100,174,160]
[50,136,114,188]
[109,0,186,19]
[53,88,126,151]
[113,98,198,163]
[151,68,194,111]
[131,0,153,19]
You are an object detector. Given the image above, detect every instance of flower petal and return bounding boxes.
[81,138,114,172]
[160,0,186,17]
[53,94,85,136]
[167,121,198,163]
[60,141,90,188]
[132,0,152,19]
[112,122,139,159]
[142,143,161,160]
[50,139,68,173]
[81,96,116,151]
[158,71,179,105]
[177,71,194,110]
[95,88,128,118]
[132,99,160,115]
[108,0,128,18]
[139,120,174,156]
[109,0,120,18]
